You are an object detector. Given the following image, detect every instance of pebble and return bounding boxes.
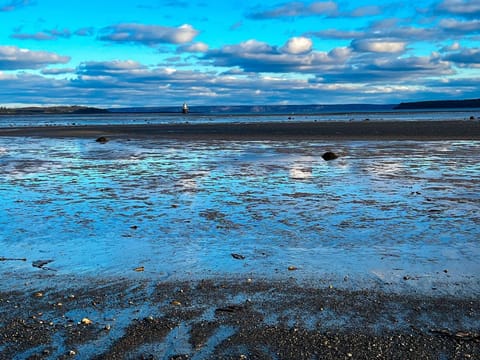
[81,317,93,325]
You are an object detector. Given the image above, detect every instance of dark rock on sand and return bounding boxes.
[322,151,339,161]
[95,136,109,143]
[231,253,246,260]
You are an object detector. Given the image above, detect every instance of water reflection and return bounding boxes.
[0,138,479,293]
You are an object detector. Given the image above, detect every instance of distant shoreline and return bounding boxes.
[1,98,479,115]
[1,120,479,140]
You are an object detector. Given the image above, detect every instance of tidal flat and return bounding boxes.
[0,135,479,358]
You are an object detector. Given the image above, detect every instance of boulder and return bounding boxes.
[96,136,109,143]
[322,151,339,161]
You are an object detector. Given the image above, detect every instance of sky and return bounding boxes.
[0,0,479,107]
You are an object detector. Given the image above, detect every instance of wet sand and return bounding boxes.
[0,275,479,359]
[1,119,480,139]
[1,121,479,358]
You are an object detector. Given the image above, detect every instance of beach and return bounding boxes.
[1,120,479,358]
[1,119,480,140]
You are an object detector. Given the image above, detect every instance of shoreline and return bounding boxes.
[1,119,480,140]
[0,276,478,358]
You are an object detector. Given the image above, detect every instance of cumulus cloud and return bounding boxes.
[0,45,70,70]
[99,23,199,46]
[0,0,34,12]
[177,42,209,53]
[440,41,461,52]
[248,1,338,19]
[280,37,313,54]
[351,39,407,53]
[203,38,351,74]
[317,54,454,83]
[436,0,480,18]
[439,18,480,33]
[443,47,480,68]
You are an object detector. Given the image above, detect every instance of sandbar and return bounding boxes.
[1,120,480,140]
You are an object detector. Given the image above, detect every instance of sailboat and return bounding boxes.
[182,102,189,114]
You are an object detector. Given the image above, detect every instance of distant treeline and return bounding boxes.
[395,98,480,110]
[0,106,109,115]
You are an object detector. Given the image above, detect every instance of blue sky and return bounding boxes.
[0,0,479,107]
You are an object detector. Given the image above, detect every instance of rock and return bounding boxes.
[133,266,145,272]
[95,136,109,143]
[231,253,245,260]
[32,259,53,269]
[171,300,182,306]
[322,151,339,161]
[215,304,244,313]
[287,266,298,271]
[81,318,93,325]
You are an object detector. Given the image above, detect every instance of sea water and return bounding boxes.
[0,134,479,295]
[0,108,479,128]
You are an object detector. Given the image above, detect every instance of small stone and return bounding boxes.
[287,266,298,271]
[134,266,145,272]
[68,350,76,356]
[231,253,245,260]
[171,300,182,306]
[104,324,111,331]
[347,353,353,357]
[81,317,93,325]
[34,292,43,298]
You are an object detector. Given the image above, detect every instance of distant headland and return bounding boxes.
[394,98,480,110]
[0,105,109,115]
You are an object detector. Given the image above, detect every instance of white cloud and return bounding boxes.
[281,37,313,54]
[99,23,199,45]
[437,0,480,17]
[178,42,209,53]
[439,18,480,32]
[351,39,407,53]
[0,45,70,70]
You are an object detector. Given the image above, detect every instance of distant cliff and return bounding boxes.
[394,98,480,110]
[0,106,109,115]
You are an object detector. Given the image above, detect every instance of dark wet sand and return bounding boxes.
[0,277,479,359]
[1,119,480,139]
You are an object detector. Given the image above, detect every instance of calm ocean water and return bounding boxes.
[0,108,479,127]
